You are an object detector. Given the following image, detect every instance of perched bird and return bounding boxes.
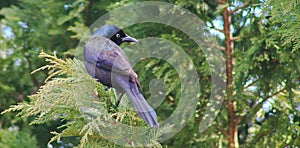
[84,25,159,127]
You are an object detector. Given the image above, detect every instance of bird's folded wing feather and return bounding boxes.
[84,35,134,76]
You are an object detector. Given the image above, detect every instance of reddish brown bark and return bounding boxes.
[212,0,252,146]
[221,1,238,148]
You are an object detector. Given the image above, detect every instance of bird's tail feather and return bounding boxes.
[124,83,159,128]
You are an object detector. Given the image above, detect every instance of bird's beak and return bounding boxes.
[122,34,139,43]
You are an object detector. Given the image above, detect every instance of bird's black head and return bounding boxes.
[93,25,138,46]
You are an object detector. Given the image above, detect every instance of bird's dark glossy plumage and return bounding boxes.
[84,25,159,127]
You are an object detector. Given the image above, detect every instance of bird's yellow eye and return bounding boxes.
[116,34,120,38]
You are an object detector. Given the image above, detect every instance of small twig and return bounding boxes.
[212,27,225,33]
[240,88,286,124]
[231,36,240,41]
[229,1,251,15]
[244,79,259,89]
[208,21,225,33]
[266,88,286,99]
[217,46,226,52]
[216,125,229,137]
[216,0,225,4]
[255,88,286,111]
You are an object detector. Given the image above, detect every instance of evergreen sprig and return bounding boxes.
[1,52,171,147]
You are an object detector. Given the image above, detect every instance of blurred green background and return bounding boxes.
[0,0,299,147]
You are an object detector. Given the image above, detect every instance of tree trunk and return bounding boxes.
[222,3,239,148]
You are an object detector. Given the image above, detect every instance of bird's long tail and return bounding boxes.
[120,82,159,128]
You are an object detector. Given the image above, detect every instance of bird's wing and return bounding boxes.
[84,35,157,127]
[84,35,136,77]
